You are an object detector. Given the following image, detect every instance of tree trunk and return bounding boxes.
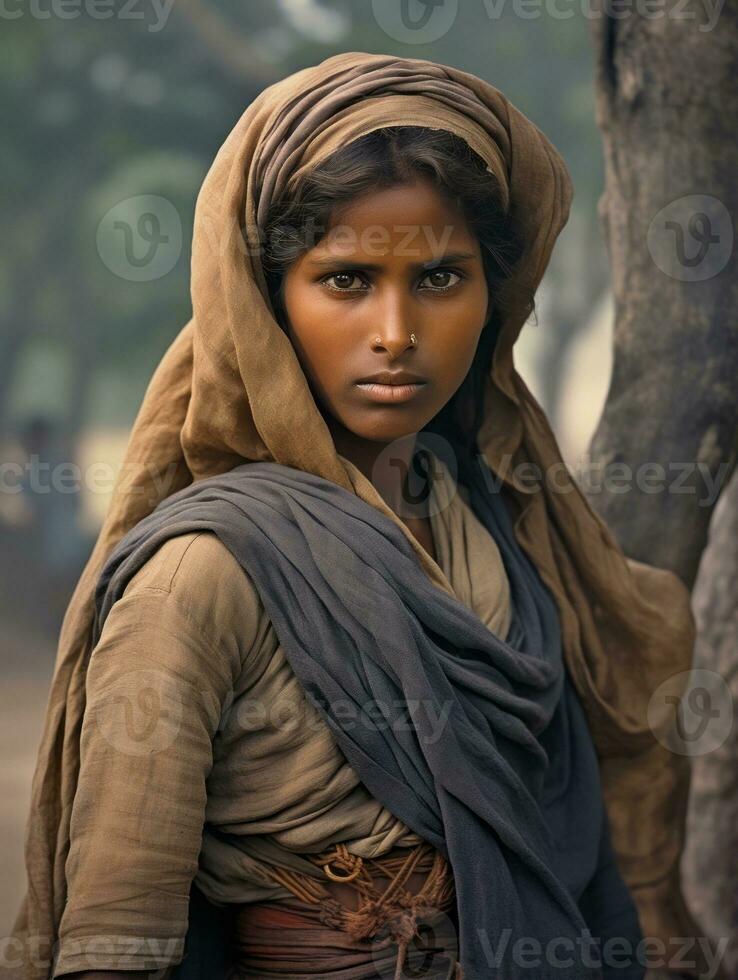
[587,4,738,978]
[681,470,738,977]
[586,0,738,590]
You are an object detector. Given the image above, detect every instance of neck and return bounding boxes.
[328,422,421,516]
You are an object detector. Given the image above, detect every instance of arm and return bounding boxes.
[53,532,247,979]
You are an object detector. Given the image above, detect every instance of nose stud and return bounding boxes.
[373,334,418,347]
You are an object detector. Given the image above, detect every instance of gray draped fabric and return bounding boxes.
[92,452,645,980]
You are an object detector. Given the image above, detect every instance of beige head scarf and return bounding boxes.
[11,51,704,979]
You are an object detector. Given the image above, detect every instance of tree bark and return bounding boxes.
[586,0,738,590]
[681,470,738,977]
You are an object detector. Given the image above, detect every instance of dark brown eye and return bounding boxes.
[421,269,462,291]
[323,272,366,292]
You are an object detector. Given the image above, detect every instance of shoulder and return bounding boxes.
[116,530,266,667]
[123,529,250,598]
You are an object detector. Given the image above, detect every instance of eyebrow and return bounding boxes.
[305,250,479,271]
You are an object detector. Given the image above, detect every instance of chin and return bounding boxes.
[342,413,430,445]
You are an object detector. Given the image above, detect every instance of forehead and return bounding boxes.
[311,180,476,262]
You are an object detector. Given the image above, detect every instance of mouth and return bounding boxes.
[354,379,427,404]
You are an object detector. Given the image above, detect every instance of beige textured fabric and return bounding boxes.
[50,452,509,977]
[9,50,711,980]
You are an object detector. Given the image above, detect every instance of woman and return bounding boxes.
[9,52,712,980]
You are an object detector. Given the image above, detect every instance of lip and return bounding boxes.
[354,380,427,404]
[355,370,427,385]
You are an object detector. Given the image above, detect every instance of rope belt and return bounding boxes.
[239,841,462,979]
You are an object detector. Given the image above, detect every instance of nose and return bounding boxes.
[370,289,419,356]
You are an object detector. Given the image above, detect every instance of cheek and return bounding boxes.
[282,281,352,393]
[284,274,339,340]
[442,335,483,393]
[434,299,487,373]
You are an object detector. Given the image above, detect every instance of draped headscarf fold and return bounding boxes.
[10,50,702,979]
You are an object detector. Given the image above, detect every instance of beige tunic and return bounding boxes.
[53,455,512,977]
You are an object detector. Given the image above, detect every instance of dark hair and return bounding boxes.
[261,126,531,464]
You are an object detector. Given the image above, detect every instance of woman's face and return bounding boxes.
[281,176,489,451]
